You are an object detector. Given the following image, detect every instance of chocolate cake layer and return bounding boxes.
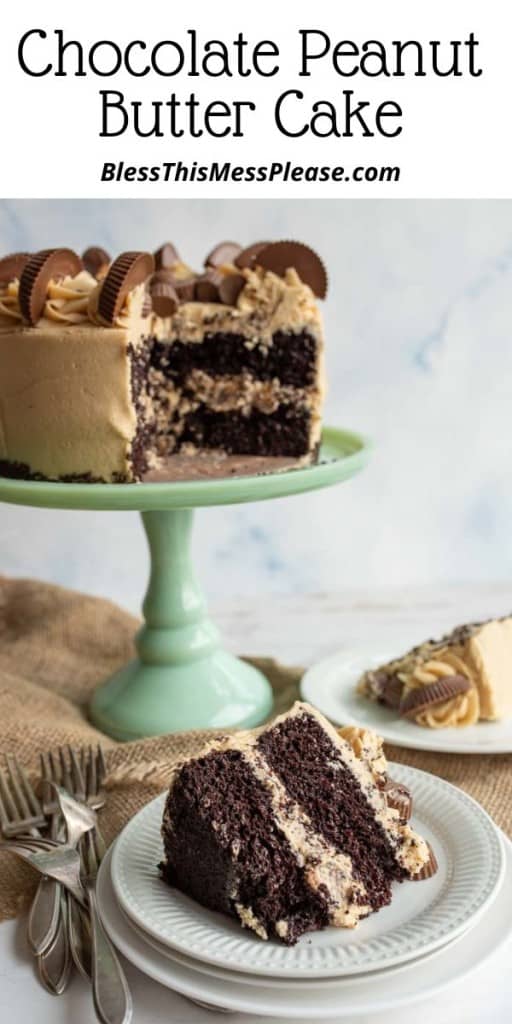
[151,330,319,388]
[179,407,312,457]
[161,748,329,944]
[257,713,406,911]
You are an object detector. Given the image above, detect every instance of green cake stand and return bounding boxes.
[0,426,370,740]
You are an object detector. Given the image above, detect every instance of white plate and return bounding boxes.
[118,899,472,990]
[98,833,512,1019]
[301,648,512,753]
[110,766,504,978]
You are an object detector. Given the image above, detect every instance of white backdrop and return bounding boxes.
[0,198,511,613]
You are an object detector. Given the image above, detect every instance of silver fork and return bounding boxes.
[50,774,132,1024]
[81,823,133,1024]
[41,746,103,980]
[0,841,88,906]
[0,756,72,994]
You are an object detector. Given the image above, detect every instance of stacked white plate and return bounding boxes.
[97,766,510,1018]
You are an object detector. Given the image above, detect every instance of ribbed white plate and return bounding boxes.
[99,833,512,1018]
[301,648,512,753]
[118,899,470,989]
[111,766,504,978]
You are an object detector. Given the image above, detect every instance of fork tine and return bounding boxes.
[85,830,98,876]
[86,745,98,800]
[68,746,86,801]
[97,745,106,786]
[93,826,106,865]
[58,748,73,793]
[0,768,18,824]
[48,751,60,783]
[13,757,42,817]
[6,757,31,819]
[0,781,12,831]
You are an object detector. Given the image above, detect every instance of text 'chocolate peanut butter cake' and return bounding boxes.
[160,702,435,945]
[0,240,327,483]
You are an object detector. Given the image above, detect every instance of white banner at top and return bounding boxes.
[0,0,509,197]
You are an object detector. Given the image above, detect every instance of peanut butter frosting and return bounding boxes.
[0,272,148,331]
[151,267,323,346]
[0,265,321,346]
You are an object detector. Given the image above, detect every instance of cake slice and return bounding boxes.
[160,702,432,945]
[0,239,326,483]
[358,615,512,727]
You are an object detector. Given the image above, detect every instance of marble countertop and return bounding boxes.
[1,585,510,1023]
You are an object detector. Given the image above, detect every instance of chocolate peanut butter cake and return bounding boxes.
[160,702,433,945]
[0,240,326,483]
[358,615,512,728]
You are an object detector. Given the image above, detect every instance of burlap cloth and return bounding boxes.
[1,577,510,923]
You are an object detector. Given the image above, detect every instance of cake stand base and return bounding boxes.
[89,653,273,741]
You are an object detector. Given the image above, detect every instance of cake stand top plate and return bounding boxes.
[0,427,370,511]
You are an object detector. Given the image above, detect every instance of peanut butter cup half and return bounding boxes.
[410,842,438,881]
[205,241,242,268]
[383,777,412,821]
[150,271,179,317]
[19,249,83,326]
[154,243,180,271]
[399,674,470,719]
[174,276,197,302]
[98,252,155,324]
[234,241,270,270]
[195,271,222,303]
[218,272,246,306]
[0,253,31,287]
[82,246,110,279]
[257,241,328,298]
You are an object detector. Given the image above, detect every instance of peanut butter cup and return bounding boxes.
[257,241,328,298]
[19,249,83,326]
[98,251,154,324]
[234,241,270,270]
[410,843,438,880]
[0,253,31,286]
[82,246,110,279]
[195,270,221,303]
[399,674,471,718]
[155,243,180,271]
[218,272,246,305]
[383,777,412,821]
[205,241,242,268]
[150,271,179,317]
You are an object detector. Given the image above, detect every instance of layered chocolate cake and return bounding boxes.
[160,702,433,945]
[0,240,326,483]
[358,615,512,728]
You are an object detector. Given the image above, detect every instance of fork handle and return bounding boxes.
[37,891,73,995]
[27,875,61,955]
[68,894,92,981]
[88,885,132,1024]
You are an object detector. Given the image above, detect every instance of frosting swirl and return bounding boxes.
[0,270,147,329]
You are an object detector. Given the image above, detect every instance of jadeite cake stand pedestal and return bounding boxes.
[0,426,370,740]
